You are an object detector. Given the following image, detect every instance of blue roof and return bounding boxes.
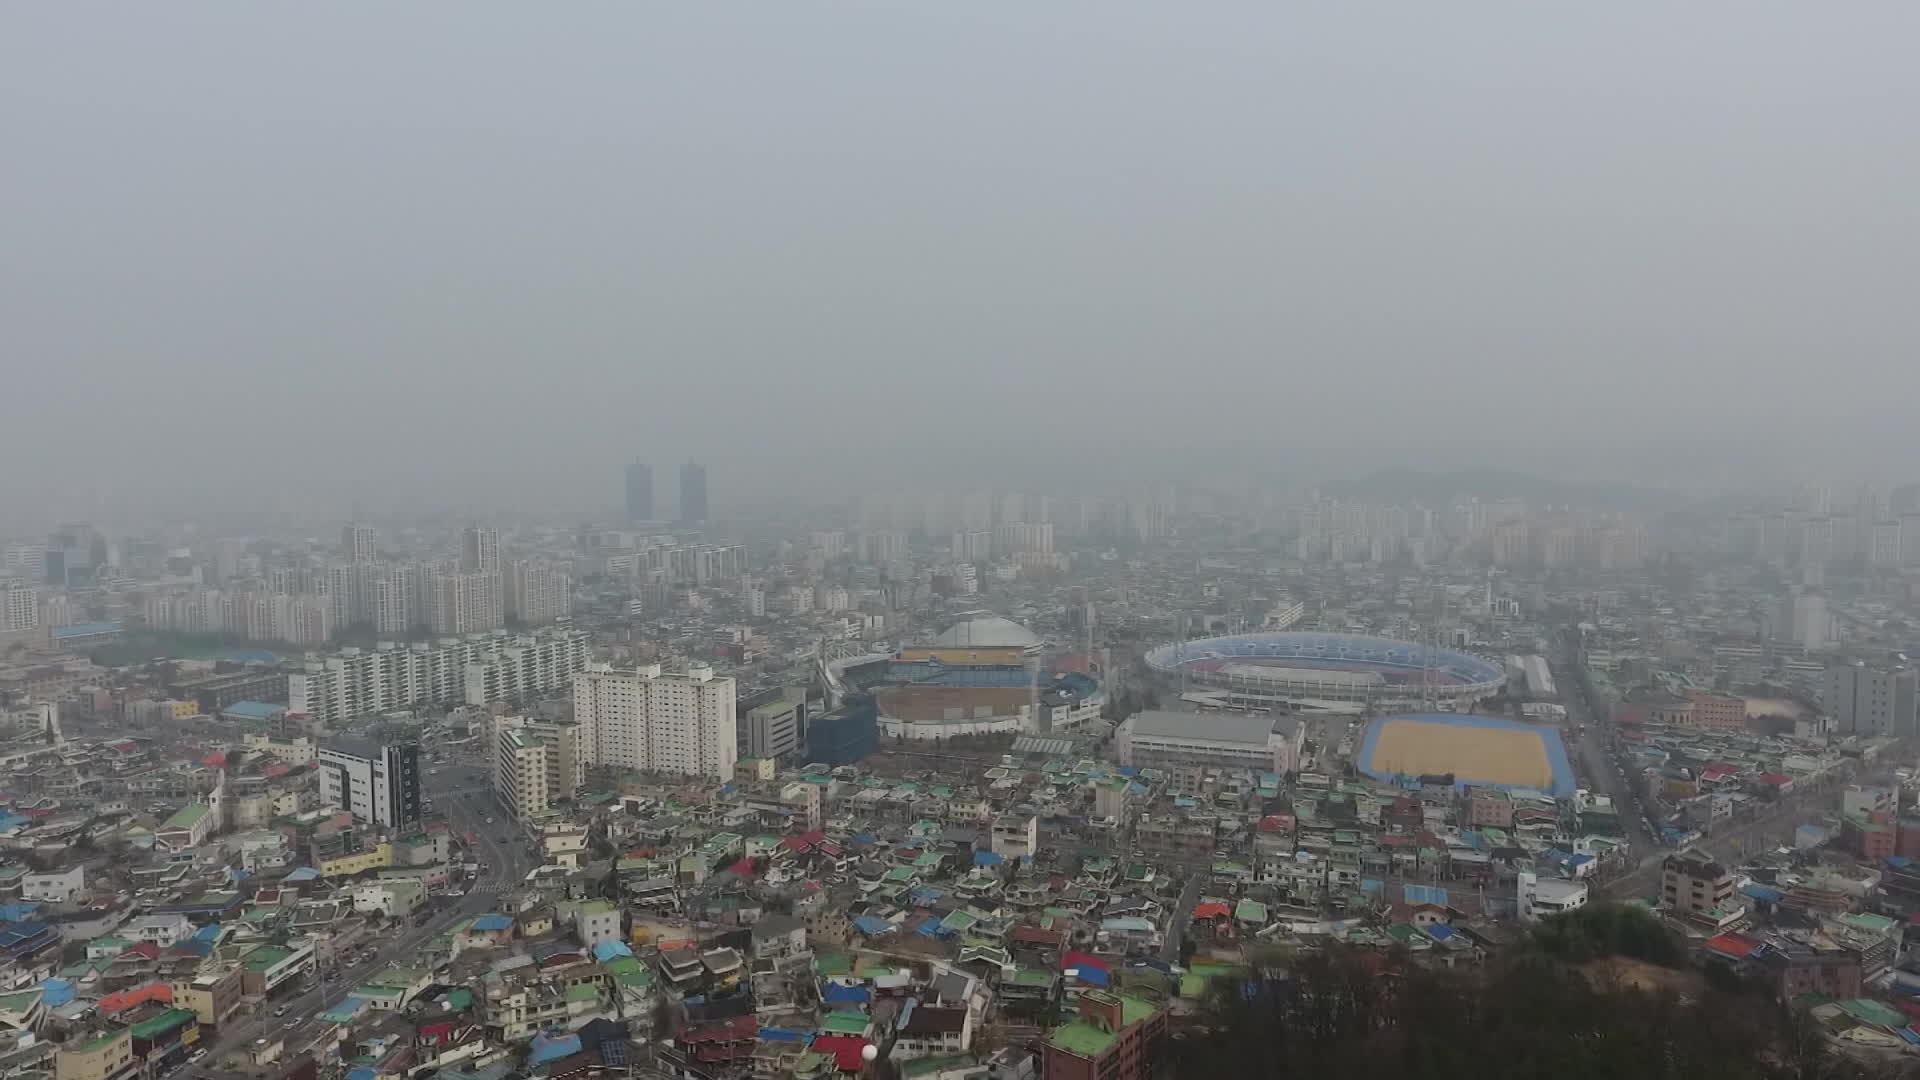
[284,867,320,882]
[758,1027,811,1043]
[1423,924,1457,941]
[0,921,52,949]
[0,904,41,923]
[471,914,513,932]
[192,923,223,942]
[592,941,634,962]
[39,977,73,1007]
[1066,964,1110,987]
[222,701,284,719]
[851,916,892,937]
[823,982,871,1005]
[528,1033,581,1065]
[219,649,281,664]
[973,851,1003,866]
[52,622,119,638]
[1740,884,1784,903]
[348,1068,376,1080]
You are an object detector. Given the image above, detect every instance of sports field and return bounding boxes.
[1358,713,1574,796]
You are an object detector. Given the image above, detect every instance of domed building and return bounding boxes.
[836,613,1103,741]
[930,615,1041,651]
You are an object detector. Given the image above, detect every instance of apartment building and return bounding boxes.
[494,717,584,820]
[505,559,572,624]
[289,628,589,724]
[573,663,737,780]
[1662,847,1737,917]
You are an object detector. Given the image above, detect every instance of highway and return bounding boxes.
[188,764,527,1073]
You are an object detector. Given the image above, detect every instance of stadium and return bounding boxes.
[826,615,1106,740]
[1143,631,1505,711]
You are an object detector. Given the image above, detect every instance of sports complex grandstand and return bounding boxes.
[1143,631,1506,711]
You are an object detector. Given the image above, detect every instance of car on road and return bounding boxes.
[273,1005,289,1017]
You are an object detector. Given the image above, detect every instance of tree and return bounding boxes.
[1180,945,1887,1080]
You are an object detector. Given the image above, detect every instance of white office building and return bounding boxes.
[1115,710,1305,775]
[573,663,737,780]
[317,738,421,828]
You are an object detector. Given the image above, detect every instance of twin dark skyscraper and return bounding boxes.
[625,460,707,524]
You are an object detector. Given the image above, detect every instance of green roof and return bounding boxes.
[1049,1020,1117,1058]
[446,988,473,1011]
[822,1011,870,1034]
[244,946,293,971]
[1118,994,1156,1027]
[1234,899,1268,924]
[162,804,209,830]
[129,1009,196,1039]
[565,983,600,1003]
[1838,998,1908,1030]
[814,951,851,977]
[1009,968,1056,987]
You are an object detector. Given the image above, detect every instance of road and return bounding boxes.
[1597,765,1856,900]
[1157,867,1208,966]
[1550,629,1655,859]
[191,765,527,1071]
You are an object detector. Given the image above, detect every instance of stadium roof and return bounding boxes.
[1123,710,1290,744]
[933,616,1038,649]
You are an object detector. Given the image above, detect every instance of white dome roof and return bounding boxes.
[933,616,1040,649]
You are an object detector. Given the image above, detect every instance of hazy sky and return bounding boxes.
[7,3,1919,520]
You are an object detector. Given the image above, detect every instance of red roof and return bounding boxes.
[726,858,755,877]
[123,942,160,960]
[781,831,826,853]
[202,751,228,769]
[1705,932,1761,959]
[98,982,171,1014]
[1061,950,1110,973]
[1191,902,1231,920]
[810,1034,873,1072]
[1010,925,1066,946]
[1756,773,1794,787]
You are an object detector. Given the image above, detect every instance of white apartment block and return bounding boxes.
[2,545,46,580]
[506,559,572,624]
[429,569,503,635]
[493,716,583,820]
[143,587,333,645]
[572,663,737,780]
[342,523,377,563]
[1,580,39,634]
[993,521,1054,556]
[463,631,593,705]
[290,627,590,725]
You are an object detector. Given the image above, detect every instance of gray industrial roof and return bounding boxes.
[1123,710,1293,744]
